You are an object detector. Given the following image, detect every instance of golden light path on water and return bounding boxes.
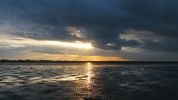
[86,62,94,87]
[0,62,98,99]
[22,62,95,85]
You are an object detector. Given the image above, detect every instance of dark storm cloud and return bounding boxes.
[0,0,178,52]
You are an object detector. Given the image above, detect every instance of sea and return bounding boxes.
[0,62,178,100]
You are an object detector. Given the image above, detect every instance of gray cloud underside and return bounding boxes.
[1,0,178,60]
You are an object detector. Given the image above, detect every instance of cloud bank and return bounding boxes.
[0,0,178,60]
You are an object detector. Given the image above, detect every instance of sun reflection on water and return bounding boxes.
[86,62,94,87]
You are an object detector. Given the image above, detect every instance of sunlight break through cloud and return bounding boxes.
[0,35,93,49]
[46,41,93,49]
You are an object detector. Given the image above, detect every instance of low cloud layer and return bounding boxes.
[0,0,178,60]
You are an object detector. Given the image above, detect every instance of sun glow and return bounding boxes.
[47,41,93,49]
[0,35,127,61]
[0,35,94,49]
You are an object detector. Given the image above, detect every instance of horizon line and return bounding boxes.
[0,59,178,62]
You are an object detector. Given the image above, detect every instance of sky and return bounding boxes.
[0,0,178,61]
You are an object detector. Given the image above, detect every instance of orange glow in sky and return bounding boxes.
[26,54,127,61]
[0,35,126,61]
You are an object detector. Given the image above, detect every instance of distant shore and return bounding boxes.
[0,60,178,64]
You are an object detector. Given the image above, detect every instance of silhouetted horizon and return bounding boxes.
[1,59,178,64]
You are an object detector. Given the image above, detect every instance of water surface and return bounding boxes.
[0,63,178,100]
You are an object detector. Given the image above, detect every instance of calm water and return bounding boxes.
[0,63,178,100]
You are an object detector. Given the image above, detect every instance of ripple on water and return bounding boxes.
[0,63,178,100]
